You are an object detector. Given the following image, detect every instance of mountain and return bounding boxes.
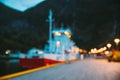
[0,0,120,53]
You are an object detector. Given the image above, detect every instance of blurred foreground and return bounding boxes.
[8,58,120,80]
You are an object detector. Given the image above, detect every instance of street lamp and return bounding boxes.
[106,43,112,49]
[5,49,11,56]
[114,38,120,50]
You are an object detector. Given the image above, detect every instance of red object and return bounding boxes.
[19,58,61,69]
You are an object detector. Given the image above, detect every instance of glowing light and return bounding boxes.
[52,28,72,38]
[90,48,98,54]
[88,51,91,54]
[56,41,60,47]
[106,43,112,48]
[79,48,83,53]
[114,38,120,45]
[0,0,45,12]
[64,31,71,38]
[53,32,61,36]
[5,50,11,55]
[38,51,43,54]
[105,51,110,55]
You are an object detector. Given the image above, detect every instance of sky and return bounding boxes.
[0,0,45,12]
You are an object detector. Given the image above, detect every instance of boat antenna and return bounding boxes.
[48,9,53,52]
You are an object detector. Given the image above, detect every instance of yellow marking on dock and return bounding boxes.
[0,62,64,80]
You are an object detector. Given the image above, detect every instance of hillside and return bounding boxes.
[0,0,120,53]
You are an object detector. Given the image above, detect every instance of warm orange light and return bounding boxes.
[5,50,10,55]
[114,38,120,45]
[38,51,43,54]
[79,49,83,52]
[107,43,112,48]
[105,51,109,55]
[64,31,71,38]
[53,32,61,36]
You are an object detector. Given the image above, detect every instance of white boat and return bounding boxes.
[19,10,79,68]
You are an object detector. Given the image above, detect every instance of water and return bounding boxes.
[0,59,26,76]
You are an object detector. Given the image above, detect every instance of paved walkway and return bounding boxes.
[9,59,120,80]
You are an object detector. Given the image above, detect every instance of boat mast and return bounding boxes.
[48,9,53,52]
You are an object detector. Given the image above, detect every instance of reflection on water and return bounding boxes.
[0,59,27,76]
